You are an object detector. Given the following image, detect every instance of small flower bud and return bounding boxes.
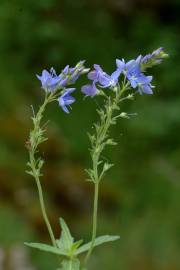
[81,68,90,74]
[106,139,117,146]
[113,86,118,92]
[127,94,134,100]
[119,112,129,119]
[141,48,168,71]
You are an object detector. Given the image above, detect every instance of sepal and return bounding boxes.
[75,235,120,255]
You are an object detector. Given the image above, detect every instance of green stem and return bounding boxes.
[84,83,129,266]
[84,182,99,264]
[28,92,57,248]
[35,167,57,248]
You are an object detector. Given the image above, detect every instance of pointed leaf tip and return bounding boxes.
[58,218,74,251]
[75,235,120,255]
[24,242,67,256]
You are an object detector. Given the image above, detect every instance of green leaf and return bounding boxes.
[24,242,67,256]
[58,218,74,251]
[106,139,117,146]
[25,170,33,176]
[99,163,114,180]
[84,168,95,183]
[61,259,80,270]
[103,163,114,172]
[71,240,83,252]
[75,235,120,255]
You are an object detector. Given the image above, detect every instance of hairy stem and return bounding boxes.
[28,92,57,248]
[29,152,57,248]
[84,182,99,265]
[84,83,129,265]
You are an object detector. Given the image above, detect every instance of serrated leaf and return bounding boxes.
[58,218,74,251]
[24,242,67,256]
[75,235,120,255]
[61,259,80,270]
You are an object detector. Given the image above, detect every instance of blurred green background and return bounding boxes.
[0,0,180,269]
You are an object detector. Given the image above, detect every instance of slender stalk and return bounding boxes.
[35,177,56,246]
[84,182,99,264]
[30,152,57,247]
[84,83,129,266]
[27,92,57,248]
[35,176,57,248]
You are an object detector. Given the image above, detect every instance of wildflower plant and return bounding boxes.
[25,48,168,270]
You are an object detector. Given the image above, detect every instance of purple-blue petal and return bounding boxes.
[138,84,153,94]
[81,83,98,97]
[94,64,103,72]
[116,59,126,70]
[98,74,111,87]
[58,88,76,113]
[88,71,98,80]
[62,65,69,74]
[59,77,69,87]
[111,69,121,81]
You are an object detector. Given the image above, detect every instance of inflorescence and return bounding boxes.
[26,47,168,270]
[37,48,168,113]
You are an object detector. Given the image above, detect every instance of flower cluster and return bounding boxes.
[81,64,121,96]
[37,61,88,113]
[36,48,168,113]
[58,88,76,113]
[141,47,168,71]
[81,48,167,97]
[36,68,61,92]
[28,47,168,270]
[116,56,154,94]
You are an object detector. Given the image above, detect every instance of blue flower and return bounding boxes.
[127,66,154,94]
[59,76,69,87]
[87,64,121,89]
[58,88,76,113]
[62,65,69,75]
[116,56,154,94]
[141,47,164,65]
[126,63,142,88]
[137,76,154,94]
[116,55,154,94]
[99,69,122,88]
[81,82,99,97]
[88,64,108,83]
[116,56,142,75]
[69,61,87,84]
[141,48,168,70]
[58,61,88,87]
[36,68,61,92]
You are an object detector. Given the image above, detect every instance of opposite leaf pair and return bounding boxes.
[25,218,120,270]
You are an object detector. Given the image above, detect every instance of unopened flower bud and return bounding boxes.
[81,68,90,74]
[127,94,134,100]
[120,112,129,119]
